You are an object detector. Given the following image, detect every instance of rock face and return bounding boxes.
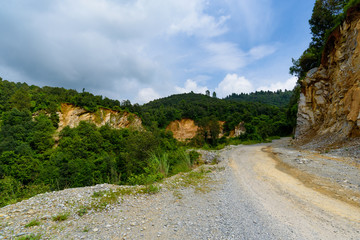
[166,119,245,142]
[229,122,246,138]
[295,5,360,148]
[57,103,143,132]
[166,119,198,141]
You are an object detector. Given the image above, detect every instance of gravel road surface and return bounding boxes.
[1,139,359,239]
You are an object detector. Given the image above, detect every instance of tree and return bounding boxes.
[212,91,217,98]
[290,0,348,79]
[208,119,220,145]
[9,87,31,111]
[205,90,210,96]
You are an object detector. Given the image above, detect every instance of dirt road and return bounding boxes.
[1,140,360,239]
[222,143,360,239]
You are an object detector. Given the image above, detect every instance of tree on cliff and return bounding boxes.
[290,0,348,79]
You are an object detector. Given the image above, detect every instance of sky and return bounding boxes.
[0,0,315,104]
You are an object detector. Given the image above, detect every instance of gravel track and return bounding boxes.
[1,139,360,239]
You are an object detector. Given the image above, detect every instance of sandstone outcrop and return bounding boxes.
[57,103,143,132]
[166,119,245,142]
[295,5,360,148]
[166,119,198,141]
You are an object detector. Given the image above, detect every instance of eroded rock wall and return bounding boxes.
[57,103,143,132]
[295,5,360,148]
[166,119,245,142]
[166,119,198,141]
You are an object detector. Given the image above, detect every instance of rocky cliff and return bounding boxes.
[295,5,360,149]
[57,103,143,132]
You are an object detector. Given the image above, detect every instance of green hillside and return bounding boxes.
[0,77,295,207]
[224,90,293,108]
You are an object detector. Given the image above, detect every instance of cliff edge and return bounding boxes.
[295,4,360,151]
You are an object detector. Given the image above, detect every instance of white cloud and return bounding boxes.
[175,79,208,94]
[257,76,297,92]
[200,42,277,72]
[0,0,229,103]
[136,88,161,104]
[248,45,277,60]
[230,0,274,40]
[215,74,254,98]
[202,42,246,71]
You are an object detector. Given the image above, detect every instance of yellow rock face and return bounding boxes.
[166,119,198,141]
[295,7,360,147]
[57,103,143,132]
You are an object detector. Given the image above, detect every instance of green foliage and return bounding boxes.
[290,0,350,79]
[16,234,41,240]
[25,219,41,228]
[139,184,161,194]
[0,77,297,207]
[141,92,292,141]
[52,212,70,222]
[189,150,201,165]
[225,90,293,108]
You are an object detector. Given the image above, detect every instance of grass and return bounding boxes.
[24,219,41,228]
[166,167,214,197]
[138,184,161,194]
[77,206,88,217]
[81,185,162,213]
[16,234,41,240]
[52,212,70,222]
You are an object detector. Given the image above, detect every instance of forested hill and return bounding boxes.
[0,77,295,207]
[140,92,293,136]
[224,90,293,108]
[0,77,137,117]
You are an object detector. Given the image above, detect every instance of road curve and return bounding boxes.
[219,143,360,239]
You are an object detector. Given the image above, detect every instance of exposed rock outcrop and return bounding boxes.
[229,122,246,138]
[166,119,198,141]
[57,103,143,132]
[295,5,360,149]
[166,119,245,142]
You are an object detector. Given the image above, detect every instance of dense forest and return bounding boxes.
[140,92,293,140]
[224,90,293,108]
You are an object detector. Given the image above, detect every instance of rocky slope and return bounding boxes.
[295,5,360,150]
[57,103,143,132]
